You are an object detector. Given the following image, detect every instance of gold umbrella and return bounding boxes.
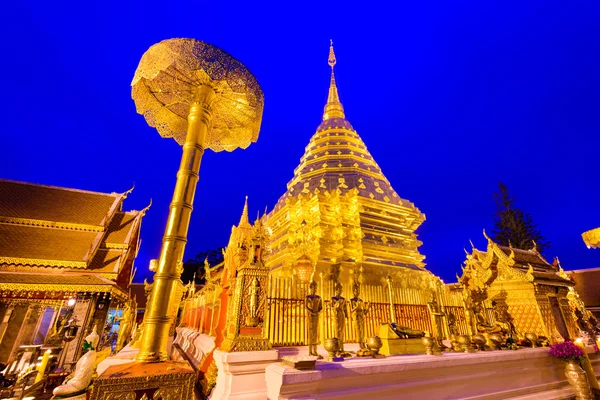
[132,38,263,151]
[132,38,264,362]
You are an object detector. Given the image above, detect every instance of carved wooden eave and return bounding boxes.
[0,272,129,301]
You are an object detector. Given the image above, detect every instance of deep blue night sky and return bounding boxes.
[1,1,599,283]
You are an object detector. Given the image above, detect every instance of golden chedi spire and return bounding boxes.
[239,195,250,228]
[323,40,345,121]
[264,42,428,279]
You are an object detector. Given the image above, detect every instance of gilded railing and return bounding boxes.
[180,277,473,347]
[265,276,471,347]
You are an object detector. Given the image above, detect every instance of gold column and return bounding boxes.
[137,86,215,362]
[386,275,396,323]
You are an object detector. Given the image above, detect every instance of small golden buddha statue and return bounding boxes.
[305,280,323,359]
[350,282,370,351]
[331,282,350,356]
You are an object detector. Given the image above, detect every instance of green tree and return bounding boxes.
[491,182,549,253]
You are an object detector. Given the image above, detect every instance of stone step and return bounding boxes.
[505,385,575,400]
[457,381,574,400]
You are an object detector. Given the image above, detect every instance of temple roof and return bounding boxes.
[276,43,420,211]
[265,43,426,275]
[104,211,142,247]
[0,224,97,267]
[0,180,147,282]
[497,245,555,272]
[0,179,123,229]
[88,249,126,273]
[463,233,573,287]
[0,272,129,300]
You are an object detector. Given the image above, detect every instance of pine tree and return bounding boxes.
[491,182,549,253]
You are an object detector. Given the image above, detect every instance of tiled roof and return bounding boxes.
[498,246,553,271]
[531,270,572,285]
[104,212,140,246]
[0,179,121,227]
[0,223,97,265]
[88,249,123,273]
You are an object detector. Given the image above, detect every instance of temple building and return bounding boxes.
[458,232,578,342]
[0,179,147,368]
[168,42,600,400]
[264,43,439,300]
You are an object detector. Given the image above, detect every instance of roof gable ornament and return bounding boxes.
[531,240,538,253]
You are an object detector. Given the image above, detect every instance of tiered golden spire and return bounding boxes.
[323,40,345,121]
[239,196,251,227]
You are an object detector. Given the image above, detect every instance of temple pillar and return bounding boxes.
[0,304,26,363]
[89,294,111,341]
[64,296,96,368]
[15,304,44,348]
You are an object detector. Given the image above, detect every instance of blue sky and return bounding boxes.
[1,0,599,283]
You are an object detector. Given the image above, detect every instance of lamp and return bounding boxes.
[295,255,314,284]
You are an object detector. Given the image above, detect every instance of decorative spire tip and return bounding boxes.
[328,39,336,68]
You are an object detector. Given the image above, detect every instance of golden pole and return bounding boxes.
[386,275,396,322]
[137,86,216,362]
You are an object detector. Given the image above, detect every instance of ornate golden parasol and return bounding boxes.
[132,38,264,362]
[132,38,263,151]
[582,227,600,249]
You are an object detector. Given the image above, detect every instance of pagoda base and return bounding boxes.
[266,347,590,400]
[89,361,195,400]
[209,349,279,400]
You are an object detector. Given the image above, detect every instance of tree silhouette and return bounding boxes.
[181,247,225,284]
[491,182,549,253]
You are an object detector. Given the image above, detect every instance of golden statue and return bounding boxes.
[427,293,446,348]
[246,277,260,327]
[305,280,323,359]
[331,282,349,355]
[350,281,370,352]
[474,303,502,334]
[204,257,211,281]
[491,300,518,338]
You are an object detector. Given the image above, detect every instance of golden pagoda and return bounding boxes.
[265,41,431,290]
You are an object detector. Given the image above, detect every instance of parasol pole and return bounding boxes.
[136,85,215,362]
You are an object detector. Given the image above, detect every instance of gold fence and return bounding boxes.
[181,276,473,347]
[265,276,472,347]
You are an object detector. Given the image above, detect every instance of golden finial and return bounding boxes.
[323,39,345,121]
[328,39,336,68]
